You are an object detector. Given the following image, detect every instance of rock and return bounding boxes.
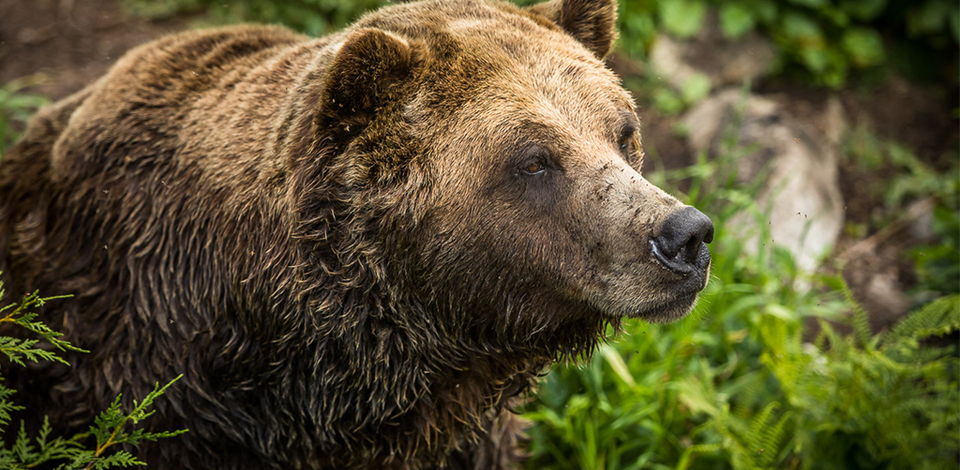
[649,35,704,93]
[682,88,846,272]
[907,197,937,243]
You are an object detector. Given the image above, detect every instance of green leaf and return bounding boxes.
[659,0,707,38]
[907,0,952,36]
[951,6,960,42]
[798,46,828,73]
[719,3,756,38]
[838,0,887,21]
[781,11,824,44]
[785,0,827,7]
[652,87,684,115]
[599,345,636,388]
[842,27,886,67]
[750,0,779,24]
[680,73,712,104]
[819,5,851,27]
[780,11,834,77]
[764,304,796,321]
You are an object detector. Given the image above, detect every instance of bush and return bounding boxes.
[120,0,388,36]
[615,0,958,86]
[119,0,959,87]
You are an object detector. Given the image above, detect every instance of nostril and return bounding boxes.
[652,206,714,272]
[703,224,715,245]
[682,237,701,264]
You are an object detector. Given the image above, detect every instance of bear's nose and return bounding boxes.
[650,206,714,274]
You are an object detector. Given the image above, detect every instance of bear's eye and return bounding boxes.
[618,126,637,155]
[516,145,551,177]
[521,162,546,175]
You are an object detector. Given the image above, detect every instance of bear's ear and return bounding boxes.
[527,0,618,60]
[322,28,412,127]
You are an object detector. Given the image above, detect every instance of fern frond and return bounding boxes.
[744,402,792,468]
[883,294,960,349]
[744,402,777,453]
[762,410,793,467]
[840,280,873,349]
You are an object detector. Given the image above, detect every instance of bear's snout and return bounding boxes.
[651,206,714,275]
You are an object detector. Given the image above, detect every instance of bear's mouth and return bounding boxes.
[582,259,710,323]
[630,292,700,323]
[584,278,704,323]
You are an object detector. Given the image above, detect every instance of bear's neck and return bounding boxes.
[216,188,613,468]
[282,278,553,467]
[226,214,537,467]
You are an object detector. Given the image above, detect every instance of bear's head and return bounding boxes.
[306,0,713,352]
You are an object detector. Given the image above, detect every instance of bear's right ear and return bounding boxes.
[527,0,618,60]
[321,28,412,130]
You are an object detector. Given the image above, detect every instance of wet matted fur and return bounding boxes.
[0,0,711,468]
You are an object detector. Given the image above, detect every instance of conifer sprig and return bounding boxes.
[0,286,87,367]
[0,277,187,468]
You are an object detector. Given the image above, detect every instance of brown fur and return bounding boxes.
[0,0,710,468]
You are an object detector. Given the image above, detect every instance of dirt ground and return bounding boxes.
[0,0,181,98]
[2,0,957,330]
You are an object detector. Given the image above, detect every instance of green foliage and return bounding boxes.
[523,106,959,469]
[0,285,84,427]
[525,236,958,469]
[120,0,389,35]
[761,290,960,470]
[0,278,187,469]
[844,124,960,298]
[114,0,956,87]
[911,202,960,297]
[0,76,48,160]
[616,0,958,87]
[0,378,187,470]
[659,0,708,39]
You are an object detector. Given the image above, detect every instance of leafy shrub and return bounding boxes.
[616,0,958,86]
[912,202,960,298]
[765,292,960,470]
[117,0,958,87]
[843,124,960,299]
[120,0,388,35]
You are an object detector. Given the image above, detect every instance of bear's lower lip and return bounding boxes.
[631,292,699,323]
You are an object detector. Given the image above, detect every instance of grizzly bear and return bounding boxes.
[0,0,714,468]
